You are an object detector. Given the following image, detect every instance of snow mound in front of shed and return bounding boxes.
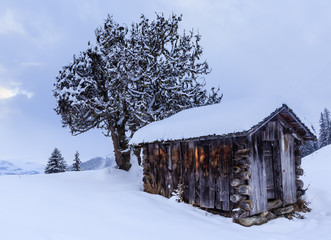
[130,98,291,144]
[302,145,331,194]
[0,146,329,239]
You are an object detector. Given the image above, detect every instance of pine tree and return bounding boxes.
[319,108,331,148]
[45,148,67,174]
[326,108,331,146]
[53,13,222,171]
[72,151,82,171]
[300,140,318,157]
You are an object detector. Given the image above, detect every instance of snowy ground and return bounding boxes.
[0,147,331,240]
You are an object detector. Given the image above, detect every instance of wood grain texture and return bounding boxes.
[188,141,196,204]
[249,133,267,215]
[140,115,304,219]
[280,130,297,205]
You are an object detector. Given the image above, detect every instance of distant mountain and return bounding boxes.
[68,156,115,171]
[0,160,43,175]
[0,156,115,176]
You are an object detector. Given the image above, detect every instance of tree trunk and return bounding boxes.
[110,126,131,171]
[133,147,142,165]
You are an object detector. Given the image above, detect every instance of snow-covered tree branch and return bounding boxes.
[53,13,222,170]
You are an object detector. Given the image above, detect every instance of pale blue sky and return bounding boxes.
[1,0,330,164]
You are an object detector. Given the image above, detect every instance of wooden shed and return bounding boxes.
[130,102,316,225]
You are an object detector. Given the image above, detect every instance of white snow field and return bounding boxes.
[0,147,330,240]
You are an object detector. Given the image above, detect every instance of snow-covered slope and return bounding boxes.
[67,156,115,171]
[0,160,43,175]
[0,147,330,240]
[301,144,331,223]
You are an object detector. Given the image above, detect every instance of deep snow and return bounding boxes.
[0,146,330,240]
[130,99,312,145]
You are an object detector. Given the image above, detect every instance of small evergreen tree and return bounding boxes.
[300,140,318,157]
[45,148,67,174]
[172,183,184,202]
[300,125,318,157]
[72,151,82,171]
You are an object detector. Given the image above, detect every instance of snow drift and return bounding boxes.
[0,146,330,239]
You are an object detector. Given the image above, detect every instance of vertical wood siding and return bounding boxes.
[143,118,300,217]
[249,119,298,215]
[280,130,297,205]
[143,138,233,211]
[249,133,268,215]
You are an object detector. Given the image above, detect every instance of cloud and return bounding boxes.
[0,7,60,47]
[20,61,43,68]
[0,86,33,100]
[0,64,34,100]
[0,10,26,35]
[0,65,9,74]
[0,87,16,99]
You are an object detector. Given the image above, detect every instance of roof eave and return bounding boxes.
[248,104,316,141]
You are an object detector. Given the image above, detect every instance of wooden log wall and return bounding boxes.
[295,144,305,198]
[230,139,253,219]
[142,138,233,212]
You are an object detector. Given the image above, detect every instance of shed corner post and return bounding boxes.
[295,141,305,199]
[231,136,254,221]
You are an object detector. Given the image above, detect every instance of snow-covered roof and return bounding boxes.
[129,99,315,145]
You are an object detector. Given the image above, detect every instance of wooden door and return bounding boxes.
[263,140,283,201]
[263,141,275,200]
[280,132,297,205]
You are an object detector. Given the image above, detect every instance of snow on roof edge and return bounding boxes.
[129,100,316,145]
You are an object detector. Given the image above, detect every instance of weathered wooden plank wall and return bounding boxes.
[219,139,232,211]
[188,142,195,204]
[280,130,297,205]
[171,142,181,197]
[272,139,283,201]
[249,119,299,215]
[212,140,222,210]
[249,133,267,215]
[264,141,275,199]
[182,142,189,203]
[143,138,233,211]
[141,114,305,220]
[262,121,283,201]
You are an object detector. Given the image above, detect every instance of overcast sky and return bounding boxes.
[1,0,330,165]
